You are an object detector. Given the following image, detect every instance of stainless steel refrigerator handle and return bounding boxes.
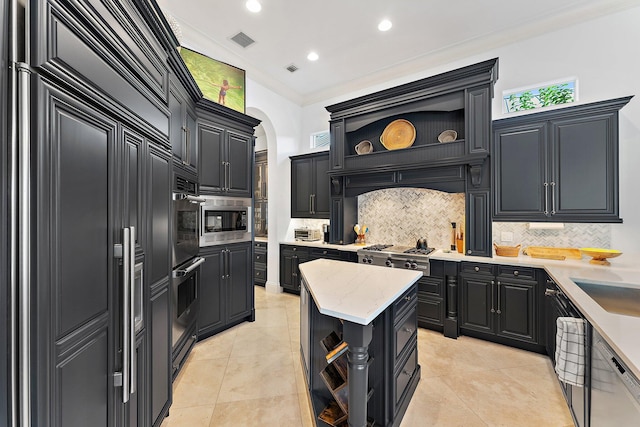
[129,227,136,395]
[550,182,556,215]
[16,60,33,427]
[122,228,131,403]
[496,281,502,314]
[543,182,549,215]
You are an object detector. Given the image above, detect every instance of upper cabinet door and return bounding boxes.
[227,132,252,197]
[550,113,618,220]
[313,155,331,218]
[198,123,225,192]
[493,123,547,220]
[291,157,314,218]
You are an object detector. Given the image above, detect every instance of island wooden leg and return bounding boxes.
[343,320,373,427]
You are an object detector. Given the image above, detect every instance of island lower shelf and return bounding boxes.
[299,259,422,427]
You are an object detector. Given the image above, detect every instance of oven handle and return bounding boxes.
[173,193,206,204]
[173,257,206,278]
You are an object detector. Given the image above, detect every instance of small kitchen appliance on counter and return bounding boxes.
[295,228,322,241]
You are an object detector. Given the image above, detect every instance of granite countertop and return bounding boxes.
[299,258,422,325]
[432,249,640,379]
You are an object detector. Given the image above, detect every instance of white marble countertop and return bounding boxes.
[281,240,362,252]
[254,236,268,243]
[299,258,422,325]
[431,249,640,379]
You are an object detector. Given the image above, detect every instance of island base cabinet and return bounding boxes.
[302,279,420,427]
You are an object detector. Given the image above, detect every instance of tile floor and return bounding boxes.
[161,286,574,427]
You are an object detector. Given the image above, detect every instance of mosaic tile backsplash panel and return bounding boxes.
[357,188,465,248]
[492,222,611,249]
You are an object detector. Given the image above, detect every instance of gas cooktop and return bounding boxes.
[359,244,435,256]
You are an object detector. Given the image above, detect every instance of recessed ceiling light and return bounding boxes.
[246,0,261,13]
[378,19,392,32]
[307,51,319,61]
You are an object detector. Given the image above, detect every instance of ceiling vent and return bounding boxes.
[230,31,255,48]
[286,64,298,73]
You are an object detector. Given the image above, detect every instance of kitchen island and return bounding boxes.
[299,259,423,427]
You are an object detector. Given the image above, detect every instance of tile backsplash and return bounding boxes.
[492,222,611,249]
[357,188,465,248]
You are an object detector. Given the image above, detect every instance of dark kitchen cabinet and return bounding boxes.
[198,105,258,197]
[291,152,330,218]
[417,260,445,330]
[325,60,499,254]
[493,97,632,223]
[150,281,171,427]
[198,242,254,340]
[280,245,310,294]
[254,151,268,237]
[169,77,198,175]
[254,241,267,286]
[460,262,541,351]
[280,244,358,294]
[127,333,148,427]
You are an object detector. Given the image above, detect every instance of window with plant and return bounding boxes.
[503,80,576,113]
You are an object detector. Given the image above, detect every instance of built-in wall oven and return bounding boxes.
[172,176,203,269]
[200,195,252,246]
[171,175,205,376]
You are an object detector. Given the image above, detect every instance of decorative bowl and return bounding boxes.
[579,248,622,265]
[438,129,457,143]
[380,119,416,150]
[494,243,521,257]
[355,140,373,155]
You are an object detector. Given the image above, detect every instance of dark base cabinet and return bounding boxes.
[459,262,545,353]
[198,242,255,340]
[417,259,446,330]
[303,281,420,427]
[254,241,267,286]
[280,244,358,294]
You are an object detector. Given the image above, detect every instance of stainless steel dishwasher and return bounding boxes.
[591,329,640,426]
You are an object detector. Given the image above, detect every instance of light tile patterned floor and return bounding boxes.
[161,286,573,427]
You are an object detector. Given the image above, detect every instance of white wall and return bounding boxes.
[183,6,640,287]
[300,6,640,255]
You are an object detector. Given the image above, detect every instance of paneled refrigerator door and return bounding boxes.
[31,75,126,427]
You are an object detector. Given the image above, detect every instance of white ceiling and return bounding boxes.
[157,0,639,106]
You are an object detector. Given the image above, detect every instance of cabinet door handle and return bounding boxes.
[309,194,313,214]
[513,270,519,276]
[182,126,188,165]
[543,182,549,216]
[226,249,231,278]
[227,162,232,192]
[496,281,502,314]
[474,266,479,272]
[185,126,191,166]
[490,280,495,313]
[550,181,556,215]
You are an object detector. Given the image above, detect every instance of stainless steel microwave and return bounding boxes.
[200,195,252,246]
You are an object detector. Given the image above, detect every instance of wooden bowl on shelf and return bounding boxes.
[580,248,622,265]
[355,140,373,155]
[379,119,416,150]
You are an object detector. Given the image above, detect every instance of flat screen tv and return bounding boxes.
[179,46,246,113]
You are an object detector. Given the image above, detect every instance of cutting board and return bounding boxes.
[523,246,582,260]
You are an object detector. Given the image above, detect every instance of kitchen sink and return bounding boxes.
[573,280,640,318]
